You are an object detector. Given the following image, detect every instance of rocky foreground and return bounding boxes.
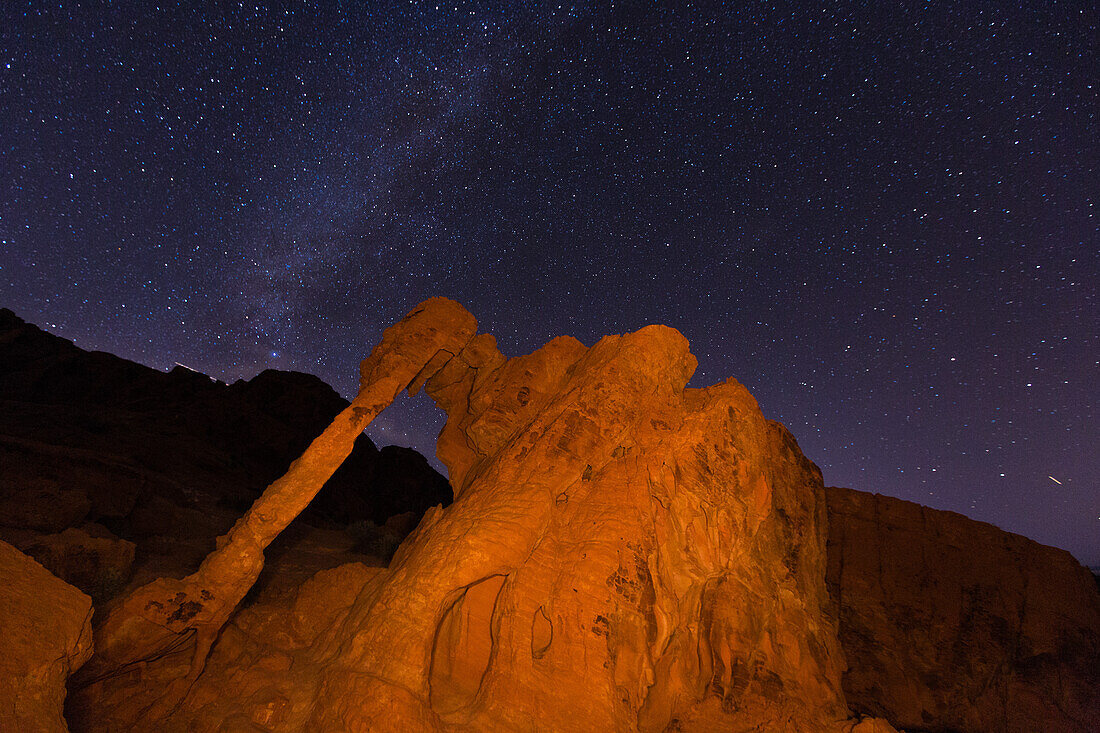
[1,300,1097,732]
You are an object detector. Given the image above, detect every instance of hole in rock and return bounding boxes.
[363,385,448,476]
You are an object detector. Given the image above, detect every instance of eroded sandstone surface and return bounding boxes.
[68,298,477,727]
[826,486,1100,733]
[0,539,93,732]
[66,299,872,732]
[315,325,852,732]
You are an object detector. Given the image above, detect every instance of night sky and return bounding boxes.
[1,2,1096,564]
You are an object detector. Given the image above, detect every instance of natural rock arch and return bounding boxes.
[71,298,882,732]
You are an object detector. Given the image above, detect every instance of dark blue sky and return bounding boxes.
[1,1,1096,564]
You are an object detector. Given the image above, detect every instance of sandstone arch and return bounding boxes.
[71,299,884,732]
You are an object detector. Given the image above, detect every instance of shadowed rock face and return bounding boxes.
[0,307,453,596]
[825,486,1100,733]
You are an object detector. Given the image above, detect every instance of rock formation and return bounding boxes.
[826,486,1100,733]
[0,306,453,596]
[70,298,477,725]
[303,325,856,732]
[5,299,1096,731]
[0,539,93,732]
[68,299,881,732]
[17,525,135,604]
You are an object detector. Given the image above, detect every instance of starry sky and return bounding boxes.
[1,1,1096,564]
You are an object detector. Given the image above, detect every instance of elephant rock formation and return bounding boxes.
[71,299,882,732]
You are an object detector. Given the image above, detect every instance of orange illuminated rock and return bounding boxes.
[68,301,893,732]
[18,299,1098,731]
[300,323,856,731]
[0,539,93,732]
[69,298,477,727]
[826,486,1100,732]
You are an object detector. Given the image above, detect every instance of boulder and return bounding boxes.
[0,474,89,533]
[0,539,93,732]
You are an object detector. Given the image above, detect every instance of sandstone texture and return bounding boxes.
[69,298,477,726]
[0,539,93,732]
[18,525,136,604]
[69,300,868,732]
[826,486,1100,732]
[6,300,1096,731]
[305,325,852,732]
